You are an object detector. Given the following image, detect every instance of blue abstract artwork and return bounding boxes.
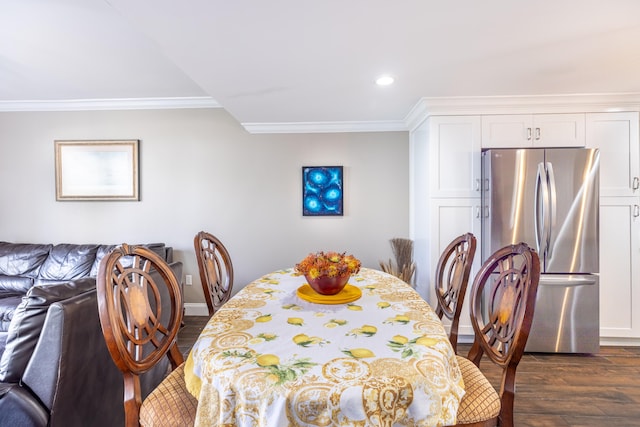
[302,166,343,216]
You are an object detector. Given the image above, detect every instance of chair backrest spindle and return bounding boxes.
[434,232,477,353]
[194,231,234,316]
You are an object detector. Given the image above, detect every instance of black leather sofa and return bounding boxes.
[0,242,182,426]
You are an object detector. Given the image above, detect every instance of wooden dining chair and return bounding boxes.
[97,244,197,427]
[453,242,540,427]
[434,232,477,353]
[194,231,234,316]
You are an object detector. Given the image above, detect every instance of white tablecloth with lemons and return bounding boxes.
[185,268,465,427]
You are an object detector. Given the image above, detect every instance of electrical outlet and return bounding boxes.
[185,274,193,285]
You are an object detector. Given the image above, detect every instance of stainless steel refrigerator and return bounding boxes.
[481,148,600,353]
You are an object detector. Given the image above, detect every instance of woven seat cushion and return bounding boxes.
[140,363,198,427]
[455,355,501,424]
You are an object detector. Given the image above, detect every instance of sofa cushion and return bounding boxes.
[0,383,49,427]
[0,243,52,279]
[37,244,99,281]
[0,295,22,333]
[0,278,96,383]
[0,275,34,297]
[0,332,6,358]
[89,245,117,277]
[89,244,166,277]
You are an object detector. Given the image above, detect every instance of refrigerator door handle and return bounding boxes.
[535,162,549,255]
[546,161,557,259]
[539,274,597,287]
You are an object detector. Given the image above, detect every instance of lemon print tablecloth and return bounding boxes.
[185,268,465,427]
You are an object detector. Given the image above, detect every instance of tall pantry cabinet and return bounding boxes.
[586,112,640,342]
[410,115,482,338]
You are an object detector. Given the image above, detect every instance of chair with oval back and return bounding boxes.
[97,244,197,427]
[434,232,477,354]
[194,231,234,316]
[453,242,540,427]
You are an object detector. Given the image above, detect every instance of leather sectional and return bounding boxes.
[0,241,182,426]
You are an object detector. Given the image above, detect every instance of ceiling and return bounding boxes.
[3,0,640,132]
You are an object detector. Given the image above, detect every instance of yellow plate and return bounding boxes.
[296,284,362,305]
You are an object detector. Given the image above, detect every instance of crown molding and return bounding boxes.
[404,99,431,131]
[4,93,639,134]
[405,93,640,131]
[242,120,408,134]
[0,96,220,112]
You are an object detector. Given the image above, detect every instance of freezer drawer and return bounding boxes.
[525,274,599,353]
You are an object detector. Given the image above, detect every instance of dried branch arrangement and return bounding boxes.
[379,238,416,286]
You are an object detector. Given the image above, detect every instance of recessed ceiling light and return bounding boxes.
[375,75,395,86]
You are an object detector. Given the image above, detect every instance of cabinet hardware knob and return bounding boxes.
[635,205,640,218]
[535,127,541,140]
[527,127,532,140]
[475,179,480,192]
[475,206,480,218]
[633,177,639,190]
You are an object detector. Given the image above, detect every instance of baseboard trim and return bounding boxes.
[600,337,640,347]
[459,334,640,348]
[184,303,209,316]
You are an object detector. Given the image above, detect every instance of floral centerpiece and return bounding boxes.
[295,251,361,295]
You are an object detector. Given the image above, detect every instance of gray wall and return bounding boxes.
[0,108,410,310]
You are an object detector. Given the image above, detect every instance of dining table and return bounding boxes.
[184,267,465,427]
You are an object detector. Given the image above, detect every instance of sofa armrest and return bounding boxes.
[22,289,125,427]
[0,278,97,383]
[21,261,184,427]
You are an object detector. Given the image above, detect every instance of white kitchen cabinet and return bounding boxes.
[587,112,640,341]
[429,116,482,198]
[586,112,640,197]
[481,114,585,148]
[410,115,482,342]
[411,108,640,346]
[427,198,482,338]
[598,198,640,340]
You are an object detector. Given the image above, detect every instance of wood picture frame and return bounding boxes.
[55,140,139,201]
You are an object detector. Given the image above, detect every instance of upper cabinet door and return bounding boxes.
[429,116,481,198]
[481,115,532,148]
[482,114,585,148]
[586,112,640,197]
[533,114,585,147]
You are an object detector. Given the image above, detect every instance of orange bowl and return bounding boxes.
[305,274,350,295]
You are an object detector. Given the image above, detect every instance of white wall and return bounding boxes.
[0,108,410,307]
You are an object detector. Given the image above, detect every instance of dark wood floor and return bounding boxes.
[457,343,640,427]
[177,315,210,357]
[178,317,640,426]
